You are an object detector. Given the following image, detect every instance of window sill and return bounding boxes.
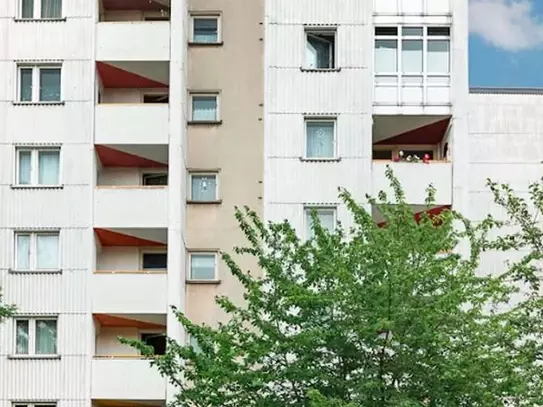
[187,120,223,126]
[299,157,342,163]
[8,354,61,360]
[9,269,62,274]
[11,184,64,190]
[188,41,224,47]
[187,200,222,205]
[300,67,342,73]
[186,279,221,285]
[14,17,66,22]
[12,101,65,106]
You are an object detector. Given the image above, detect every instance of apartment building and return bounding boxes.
[0,0,541,405]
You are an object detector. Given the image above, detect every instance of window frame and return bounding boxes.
[141,171,168,186]
[13,403,57,407]
[19,0,63,20]
[188,252,218,281]
[189,13,222,44]
[303,118,338,159]
[189,93,220,122]
[13,231,60,272]
[15,147,62,186]
[140,249,168,271]
[16,64,62,103]
[304,28,337,70]
[304,206,337,239]
[13,317,59,356]
[188,172,219,202]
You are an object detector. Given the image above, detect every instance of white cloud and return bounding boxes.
[469,0,543,51]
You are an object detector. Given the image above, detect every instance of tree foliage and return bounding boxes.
[0,287,15,324]
[127,167,543,406]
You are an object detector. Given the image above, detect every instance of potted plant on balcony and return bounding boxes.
[393,150,430,164]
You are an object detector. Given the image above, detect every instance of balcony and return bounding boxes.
[96,22,170,61]
[95,104,169,145]
[372,161,452,205]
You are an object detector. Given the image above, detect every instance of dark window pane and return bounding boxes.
[22,0,34,18]
[143,94,169,103]
[142,253,167,270]
[141,333,166,355]
[20,68,33,101]
[373,150,393,160]
[428,27,450,36]
[41,0,62,18]
[142,173,168,185]
[375,27,398,36]
[39,68,61,101]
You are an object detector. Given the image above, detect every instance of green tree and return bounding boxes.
[0,287,15,324]
[126,168,542,406]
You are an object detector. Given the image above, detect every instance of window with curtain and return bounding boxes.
[39,68,61,101]
[21,0,34,18]
[16,148,61,186]
[35,319,57,354]
[18,65,62,102]
[192,95,218,121]
[15,232,60,271]
[193,17,219,43]
[18,151,31,185]
[190,175,217,201]
[38,150,60,184]
[14,318,58,356]
[305,208,336,239]
[190,254,216,280]
[306,121,335,158]
[306,31,335,69]
[41,0,62,18]
[16,320,29,354]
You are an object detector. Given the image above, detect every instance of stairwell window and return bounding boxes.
[15,318,58,355]
[189,253,217,281]
[305,29,336,69]
[190,174,218,202]
[190,94,219,122]
[14,231,60,271]
[20,0,62,19]
[191,15,221,43]
[305,119,336,159]
[18,65,62,102]
[16,148,61,186]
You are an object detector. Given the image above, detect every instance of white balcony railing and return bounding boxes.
[94,187,168,228]
[96,21,170,61]
[372,161,452,205]
[95,104,169,145]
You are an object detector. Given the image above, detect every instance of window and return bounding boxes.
[191,15,220,43]
[305,207,336,238]
[143,94,169,104]
[373,150,393,160]
[14,403,56,407]
[374,26,450,74]
[140,333,166,355]
[305,29,336,69]
[190,94,219,122]
[190,174,218,201]
[16,148,60,186]
[305,119,336,159]
[20,0,62,19]
[18,65,62,102]
[189,335,202,353]
[142,252,167,271]
[15,232,60,271]
[142,173,168,186]
[15,318,58,355]
[189,253,217,280]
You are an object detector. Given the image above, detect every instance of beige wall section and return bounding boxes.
[186,0,264,326]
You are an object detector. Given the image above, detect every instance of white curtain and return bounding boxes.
[21,0,34,18]
[16,234,31,269]
[16,321,29,354]
[192,97,217,121]
[18,151,31,184]
[402,40,423,73]
[375,40,397,72]
[36,320,57,354]
[20,68,33,102]
[39,68,61,101]
[306,122,334,158]
[38,151,60,185]
[41,0,62,18]
[191,176,216,201]
[190,255,215,279]
[194,19,218,43]
[427,40,450,73]
[36,234,59,269]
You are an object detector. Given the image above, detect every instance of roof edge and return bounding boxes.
[470,87,543,95]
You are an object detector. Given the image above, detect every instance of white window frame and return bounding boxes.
[16,64,62,103]
[13,231,60,272]
[304,206,337,239]
[13,317,59,356]
[189,14,222,43]
[15,147,61,186]
[188,252,218,281]
[189,93,220,122]
[304,28,337,69]
[140,249,168,271]
[19,0,63,19]
[188,173,219,202]
[303,118,338,159]
[13,403,57,407]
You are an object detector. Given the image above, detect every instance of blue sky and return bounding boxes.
[469,0,543,87]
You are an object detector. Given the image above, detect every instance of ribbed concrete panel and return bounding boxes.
[468,192,534,222]
[469,164,543,192]
[266,114,371,158]
[0,188,91,227]
[0,356,87,399]
[4,20,93,60]
[64,0,97,17]
[267,159,369,204]
[267,69,370,113]
[267,0,371,24]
